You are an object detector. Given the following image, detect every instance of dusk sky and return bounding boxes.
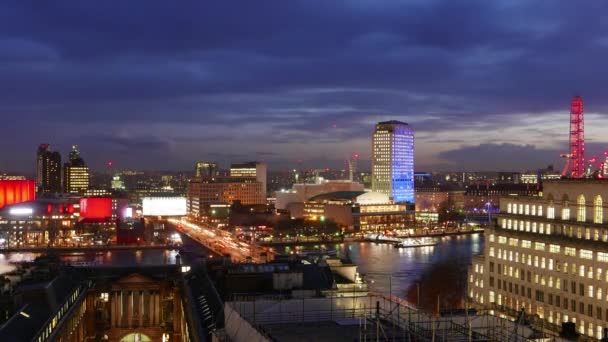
[1,1,608,174]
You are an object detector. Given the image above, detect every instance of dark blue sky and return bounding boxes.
[1,1,608,173]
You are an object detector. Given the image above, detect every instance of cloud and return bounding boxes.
[1,1,608,172]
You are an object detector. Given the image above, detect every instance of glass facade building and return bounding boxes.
[372,121,414,204]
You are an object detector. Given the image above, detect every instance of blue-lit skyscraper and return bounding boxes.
[371,121,414,204]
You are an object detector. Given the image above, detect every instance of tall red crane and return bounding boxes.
[561,96,585,178]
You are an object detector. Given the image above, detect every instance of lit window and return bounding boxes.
[577,195,586,222]
[549,244,560,254]
[594,195,603,224]
[565,247,576,256]
[580,249,593,260]
[547,207,555,219]
[562,208,570,220]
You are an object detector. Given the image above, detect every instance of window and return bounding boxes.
[598,252,608,263]
[531,205,536,216]
[525,204,530,215]
[548,207,555,219]
[522,240,531,249]
[580,249,593,260]
[549,244,561,254]
[537,206,543,217]
[577,195,586,222]
[534,242,545,251]
[498,236,507,244]
[509,238,518,247]
[519,204,524,214]
[507,203,512,213]
[562,208,570,220]
[594,195,603,224]
[565,247,576,257]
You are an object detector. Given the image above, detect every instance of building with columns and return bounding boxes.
[0,264,214,342]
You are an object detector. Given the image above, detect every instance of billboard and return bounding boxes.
[142,197,187,216]
[79,197,112,219]
[0,180,36,209]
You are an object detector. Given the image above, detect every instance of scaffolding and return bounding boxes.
[221,294,558,342]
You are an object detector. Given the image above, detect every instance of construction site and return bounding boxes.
[217,294,571,342]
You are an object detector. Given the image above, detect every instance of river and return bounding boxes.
[0,233,483,313]
[278,233,484,312]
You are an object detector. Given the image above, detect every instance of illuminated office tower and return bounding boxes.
[36,144,62,194]
[195,161,218,178]
[230,162,267,198]
[371,121,414,204]
[63,145,90,194]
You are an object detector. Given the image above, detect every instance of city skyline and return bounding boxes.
[1,1,608,172]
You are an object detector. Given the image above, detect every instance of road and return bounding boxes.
[169,218,273,263]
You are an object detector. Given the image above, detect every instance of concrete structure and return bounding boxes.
[275,180,365,210]
[371,120,414,204]
[230,161,267,197]
[303,191,411,231]
[469,179,608,340]
[36,144,62,194]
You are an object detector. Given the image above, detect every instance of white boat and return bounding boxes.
[393,237,438,248]
[364,234,401,243]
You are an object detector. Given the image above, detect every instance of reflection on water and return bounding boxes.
[276,233,484,312]
[0,249,181,274]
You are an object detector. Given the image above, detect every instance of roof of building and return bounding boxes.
[0,272,84,341]
[377,120,409,125]
[309,191,367,202]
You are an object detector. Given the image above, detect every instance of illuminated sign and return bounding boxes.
[79,197,112,219]
[142,197,187,216]
[9,207,33,215]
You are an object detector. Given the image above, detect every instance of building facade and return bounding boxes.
[36,144,62,194]
[188,177,264,209]
[303,191,410,232]
[63,145,90,194]
[469,180,608,340]
[230,162,267,198]
[371,121,414,204]
[195,161,218,178]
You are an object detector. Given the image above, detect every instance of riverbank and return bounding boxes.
[257,228,484,246]
[0,244,180,253]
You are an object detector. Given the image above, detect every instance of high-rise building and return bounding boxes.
[230,161,267,198]
[36,144,62,194]
[63,145,90,194]
[195,161,218,178]
[371,121,414,204]
[468,180,608,340]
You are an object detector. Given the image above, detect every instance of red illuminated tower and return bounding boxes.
[561,96,585,178]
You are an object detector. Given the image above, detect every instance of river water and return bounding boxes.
[279,233,484,312]
[0,233,483,312]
